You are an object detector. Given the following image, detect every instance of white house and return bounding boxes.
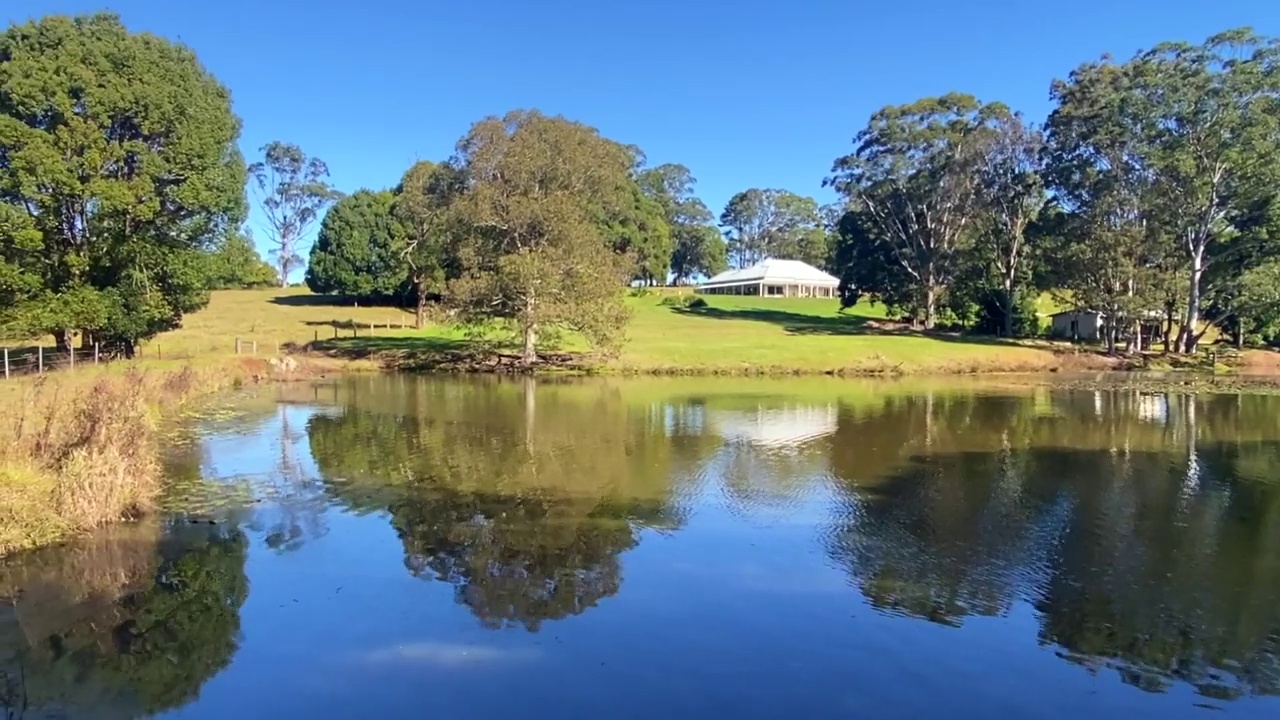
[697,259,839,299]
[1049,310,1105,341]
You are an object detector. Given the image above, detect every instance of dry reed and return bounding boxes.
[0,366,225,555]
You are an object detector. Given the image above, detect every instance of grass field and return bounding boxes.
[71,287,1086,375]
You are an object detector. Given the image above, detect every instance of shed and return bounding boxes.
[1049,310,1105,341]
[697,259,839,299]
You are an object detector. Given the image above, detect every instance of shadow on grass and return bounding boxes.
[269,294,413,311]
[305,335,591,373]
[673,305,1024,347]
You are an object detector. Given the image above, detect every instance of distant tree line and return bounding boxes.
[3,13,1278,358]
[826,29,1280,351]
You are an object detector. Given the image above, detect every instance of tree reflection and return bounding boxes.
[0,522,249,717]
[826,392,1280,699]
[307,377,718,630]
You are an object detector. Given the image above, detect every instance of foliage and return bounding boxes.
[0,13,246,348]
[658,294,707,309]
[826,94,1007,329]
[719,188,825,268]
[444,110,635,363]
[395,160,461,327]
[205,230,278,289]
[637,164,727,283]
[305,190,406,300]
[603,158,672,285]
[1044,30,1280,352]
[248,141,341,287]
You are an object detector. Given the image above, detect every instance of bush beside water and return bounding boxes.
[0,368,230,555]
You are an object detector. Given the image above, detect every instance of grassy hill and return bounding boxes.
[114,287,1082,375]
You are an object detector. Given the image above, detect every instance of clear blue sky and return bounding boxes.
[8,0,1278,262]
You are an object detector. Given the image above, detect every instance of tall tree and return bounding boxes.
[248,142,341,287]
[719,188,823,268]
[637,163,726,283]
[395,160,461,328]
[305,190,405,300]
[0,13,246,351]
[445,110,635,364]
[975,112,1046,337]
[1128,30,1280,352]
[826,94,1000,328]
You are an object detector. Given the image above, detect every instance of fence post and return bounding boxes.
[235,337,240,354]
[3,348,8,379]
[314,329,319,344]
[333,326,338,339]
[94,342,100,365]
[252,340,257,355]
[69,346,74,369]
[157,344,161,360]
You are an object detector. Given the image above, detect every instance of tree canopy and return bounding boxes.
[306,189,406,300]
[444,110,636,363]
[0,12,246,349]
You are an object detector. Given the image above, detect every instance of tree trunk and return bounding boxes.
[1001,278,1015,338]
[923,284,937,331]
[1105,320,1117,355]
[1183,246,1205,354]
[1163,305,1174,355]
[1236,322,1245,349]
[53,329,72,353]
[521,322,538,365]
[414,278,427,329]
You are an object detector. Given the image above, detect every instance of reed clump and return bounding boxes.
[0,367,222,555]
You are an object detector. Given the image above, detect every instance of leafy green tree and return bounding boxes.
[445,110,635,364]
[637,163,726,283]
[826,95,1001,328]
[205,230,278,289]
[305,190,406,300]
[1044,60,1161,352]
[719,188,824,268]
[248,141,341,287]
[1128,30,1280,352]
[395,160,461,327]
[602,177,672,286]
[0,13,246,351]
[974,112,1046,337]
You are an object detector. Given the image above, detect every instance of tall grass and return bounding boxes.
[0,367,224,555]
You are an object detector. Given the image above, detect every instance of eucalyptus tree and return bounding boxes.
[826,94,1005,329]
[248,142,342,286]
[1127,29,1280,352]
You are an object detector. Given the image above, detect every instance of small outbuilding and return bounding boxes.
[697,259,839,298]
[1049,310,1105,341]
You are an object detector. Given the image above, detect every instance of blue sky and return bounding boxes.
[8,0,1278,264]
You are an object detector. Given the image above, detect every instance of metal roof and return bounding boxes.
[700,259,839,289]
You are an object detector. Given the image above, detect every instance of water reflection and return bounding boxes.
[0,522,248,718]
[1,378,1280,717]
[825,392,1280,699]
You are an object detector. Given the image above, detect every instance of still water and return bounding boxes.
[3,376,1280,719]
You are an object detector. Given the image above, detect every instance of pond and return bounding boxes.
[2,376,1280,719]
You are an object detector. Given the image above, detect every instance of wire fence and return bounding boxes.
[1,316,421,381]
[0,341,136,379]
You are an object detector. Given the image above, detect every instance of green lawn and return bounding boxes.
[3,288,1082,377]
[611,293,1063,373]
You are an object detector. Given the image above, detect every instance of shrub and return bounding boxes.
[659,294,707,309]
